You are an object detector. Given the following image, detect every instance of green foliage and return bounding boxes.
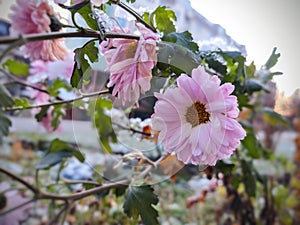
[35,105,50,122]
[14,97,31,108]
[89,98,117,153]
[241,122,264,158]
[162,31,199,52]
[125,0,136,3]
[260,107,290,126]
[0,85,14,139]
[51,104,65,131]
[264,47,280,70]
[46,79,72,98]
[123,185,159,225]
[71,41,98,88]
[36,138,85,170]
[156,42,201,76]
[241,160,256,197]
[144,6,176,35]
[2,58,29,76]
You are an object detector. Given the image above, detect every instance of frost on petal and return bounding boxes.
[152,65,246,166]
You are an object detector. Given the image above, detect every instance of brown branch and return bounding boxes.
[0,69,49,95]
[40,179,129,201]
[111,0,156,33]
[0,167,38,193]
[0,30,140,45]
[4,89,110,112]
[112,122,152,137]
[0,198,36,217]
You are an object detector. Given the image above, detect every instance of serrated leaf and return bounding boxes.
[51,105,65,131]
[123,185,159,225]
[162,31,199,52]
[46,79,72,97]
[151,6,176,35]
[2,58,29,76]
[71,41,98,88]
[241,160,256,197]
[265,47,280,69]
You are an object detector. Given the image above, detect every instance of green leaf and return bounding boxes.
[241,160,256,197]
[264,47,280,69]
[241,122,261,158]
[125,0,136,3]
[2,58,29,76]
[157,42,201,76]
[0,84,14,108]
[46,79,72,98]
[123,185,159,225]
[14,98,31,108]
[0,108,11,137]
[200,51,227,76]
[150,6,176,35]
[76,2,99,30]
[36,138,85,170]
[51,105,65,131]
[260,107,290,126]
[59,0,89,10]
[162,31,199,52]
[71,41,98,88]
[215,160,235,175]
[35,105,50,122]
[246,78,268,93]
[89,98,117,153]
[36,150,73,170]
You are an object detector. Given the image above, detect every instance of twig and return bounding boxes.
[112,122,152,137]
[0,167,39,193]
[63,179,100,186]
[111,0,156,33]
[0,198,36,217]
[4,89,110,112]
[47,200,69,225]
[0,69,49,95]
[40,179,129,201]
[0,31,139,45]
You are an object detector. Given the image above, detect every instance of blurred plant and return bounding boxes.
[0,0,294,224]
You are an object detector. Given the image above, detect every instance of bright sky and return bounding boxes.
[190,0,300,97]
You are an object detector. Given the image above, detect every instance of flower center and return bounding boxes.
[125,41,138,58]
[185,101,210,127]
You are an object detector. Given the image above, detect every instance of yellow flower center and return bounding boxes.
[125,41,138,58]
[185,101,210,127]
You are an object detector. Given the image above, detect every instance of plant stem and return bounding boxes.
[0,167,38,193]
[40,179,129,201]
[0,30,139,45]
[0,69,50,95]
[111,0,156,33]
[4,89,110,112]
[0,198,36,217]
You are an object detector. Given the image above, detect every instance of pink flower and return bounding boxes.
[100,24,158,104]
[151,66,246,166]
[54,0,108,6]
[0,182,32,225]
[9,0,68,61]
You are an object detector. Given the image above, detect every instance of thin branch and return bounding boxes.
[0,167,39,193]
[63,179,100,186]
[112,122,152,137]
[0,69,49,95]
[0,198,36,217]
[112,1,156,33]
[47,200,69,225]
[40,179,128,201]
[4,89,110,112]
[0,30,139,45]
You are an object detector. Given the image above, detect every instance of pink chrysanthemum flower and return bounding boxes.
[100,24,158,104]
[9,0,68,61]
[151,66,246,166]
